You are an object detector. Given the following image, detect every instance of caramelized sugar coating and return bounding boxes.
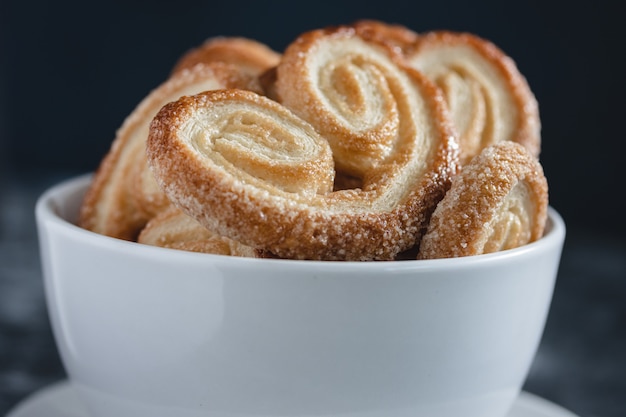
[79,63,260,240]
[404,31,541,165]
[138,206,257,257]
[418,141,548,259]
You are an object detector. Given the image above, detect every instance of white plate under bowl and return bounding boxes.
[6,380,579,417]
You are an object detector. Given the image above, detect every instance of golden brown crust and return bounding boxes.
[171,37,281,77]
[404,31,541,165]
[79,63,261,240]
[417,141,548,259]
[147,43,459,261]
[137,206,258,257]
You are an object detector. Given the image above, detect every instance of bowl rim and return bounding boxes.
[36,173,566,272]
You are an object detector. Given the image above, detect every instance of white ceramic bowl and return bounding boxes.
[36,174,566,417]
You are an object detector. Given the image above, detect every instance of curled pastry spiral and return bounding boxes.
[405,31,541,164]
[417,141,548,259]
[147,84,458,260]
[275,26,450,178]
[79,63,260,240]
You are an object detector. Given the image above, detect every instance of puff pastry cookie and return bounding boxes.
[417,141,548,259]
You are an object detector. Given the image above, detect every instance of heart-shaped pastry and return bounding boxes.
[147,28,459,260]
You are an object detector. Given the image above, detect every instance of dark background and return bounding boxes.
[1,1,624,416]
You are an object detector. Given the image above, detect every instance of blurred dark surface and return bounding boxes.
[1,0,624,416]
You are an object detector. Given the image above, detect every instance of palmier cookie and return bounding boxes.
[79,63,261,240]
[147,67,458,260]
[171,37,281,78]
[404,31,541,164]
[417,141,548,259]
[138,206,258,257]
[273,26,456,179]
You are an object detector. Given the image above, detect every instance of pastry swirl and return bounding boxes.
[417,141,548,259]
[79,63,260,240]
[275,26,439,178]
[147,85,458,260]
[404,31,541,164]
